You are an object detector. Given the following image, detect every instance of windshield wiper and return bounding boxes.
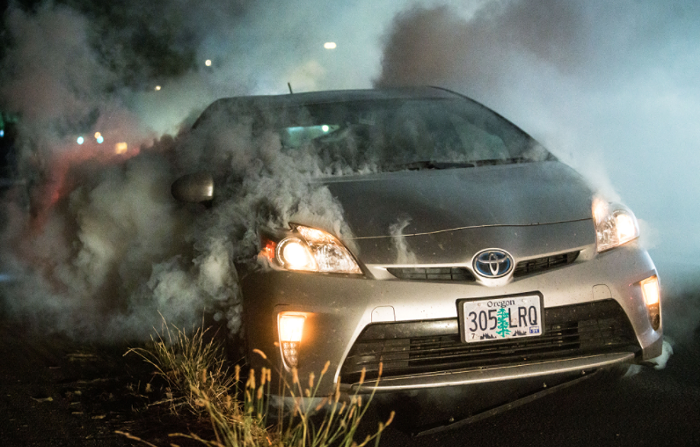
[391,160,477,171]
[472,157,531,166]
[389,157,539,172]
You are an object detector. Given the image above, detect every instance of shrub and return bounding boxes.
[124,323,393,447]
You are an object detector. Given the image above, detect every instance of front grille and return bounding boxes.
[387,267,476,281]
[386,251,580,282]
[513,251,580,277]
[340,299,639,383]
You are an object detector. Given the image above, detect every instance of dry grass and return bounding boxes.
[124,323,393,447]
[126,323,236,416]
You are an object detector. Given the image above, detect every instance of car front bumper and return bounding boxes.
[240,241,662,396]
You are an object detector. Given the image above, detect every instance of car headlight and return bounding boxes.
[260,224,362,274]
[592,197,640,252]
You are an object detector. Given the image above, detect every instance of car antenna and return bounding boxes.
[287,82,293,94]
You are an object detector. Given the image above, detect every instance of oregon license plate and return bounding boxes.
[460,294,543,343]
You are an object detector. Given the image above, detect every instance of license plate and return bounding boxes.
[460,294,543,343]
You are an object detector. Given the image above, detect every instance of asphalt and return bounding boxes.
[0,312,209,446]
[376,338,700,447]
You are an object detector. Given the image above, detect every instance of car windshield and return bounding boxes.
[276,98,552,171]
[195,97,553,172]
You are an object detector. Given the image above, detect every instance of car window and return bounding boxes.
[447,111,510,161]
[275,98,550,171]
[193,97,552,173]
[279,124,341,148]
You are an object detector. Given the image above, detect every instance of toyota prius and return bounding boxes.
[172,87,662,402]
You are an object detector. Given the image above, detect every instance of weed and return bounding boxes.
[123,323,393,447]
[126,322,236,416]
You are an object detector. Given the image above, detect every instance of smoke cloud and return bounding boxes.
[0,1,353,340]
[1,0,697,345]
[389,217,418,265]
[375,0,700,342]
[375,1,700,264]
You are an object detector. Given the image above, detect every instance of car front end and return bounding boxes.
[176,87,662,399]
[241,164,662,397]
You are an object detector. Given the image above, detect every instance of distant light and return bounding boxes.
[94,132,101,139]
[322,125,330,132]
[96,136,104,144]
[0,130,4,138]
[115,142,128,154]
[77,136,85,145]
[323,42,337,50]
[205,59,212,66]
[155,85,161,91]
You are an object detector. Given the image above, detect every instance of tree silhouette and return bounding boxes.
[496,307,511,338]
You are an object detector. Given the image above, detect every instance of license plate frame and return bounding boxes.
[458,292,544,343]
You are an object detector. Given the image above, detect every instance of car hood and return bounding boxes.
[323,161,593,239]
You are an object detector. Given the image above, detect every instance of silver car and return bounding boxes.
[173,87,662,400]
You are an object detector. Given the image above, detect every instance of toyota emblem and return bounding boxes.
[473,249,514,278]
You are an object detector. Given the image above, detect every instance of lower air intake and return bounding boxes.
[340,299,639,384]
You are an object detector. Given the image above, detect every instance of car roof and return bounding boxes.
[206,86,462,110]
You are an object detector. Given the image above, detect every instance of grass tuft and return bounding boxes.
[126,322,235,417]
[123,322,393,447]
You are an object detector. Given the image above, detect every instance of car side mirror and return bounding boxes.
[171,171,214,203]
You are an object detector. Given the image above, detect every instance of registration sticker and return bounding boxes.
[460,294,543,343]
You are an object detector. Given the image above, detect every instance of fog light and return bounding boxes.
[640,276,661,330]
[641,276,660,306]
[279,314,305,368]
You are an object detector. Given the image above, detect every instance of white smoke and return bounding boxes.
[374,0,700,342]
[0,1,352,340]
[1,0,698,346]
[375,1,700,268]
[389,217,418,265]
[1,102,351,340]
